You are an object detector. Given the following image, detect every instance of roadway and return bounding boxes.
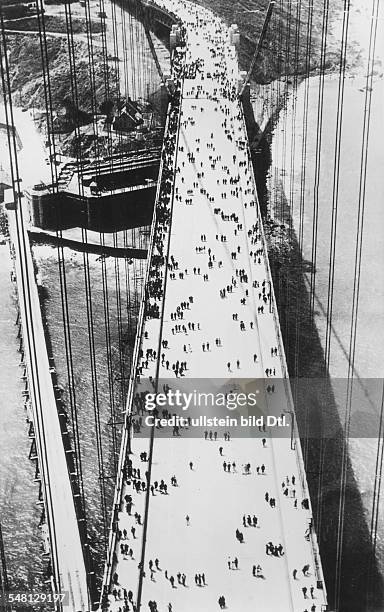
[104,1,327,611]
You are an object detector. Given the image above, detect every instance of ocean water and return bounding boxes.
[0,245,47,592]
[266,0,384,584]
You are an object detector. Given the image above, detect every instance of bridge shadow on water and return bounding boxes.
[243,95,384,612]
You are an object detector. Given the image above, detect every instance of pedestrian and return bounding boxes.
[189,461,193,470]
[186,515,190,526]
[219,446,223,456]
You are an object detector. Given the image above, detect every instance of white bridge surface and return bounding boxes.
[106,1,327,611]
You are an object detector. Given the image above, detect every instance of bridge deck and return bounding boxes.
[105,1,327,612]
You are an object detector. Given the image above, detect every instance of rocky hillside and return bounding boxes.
[7,33,117,115]
[195,0,341,82]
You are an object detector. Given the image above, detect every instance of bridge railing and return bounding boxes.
[239,103,327,599]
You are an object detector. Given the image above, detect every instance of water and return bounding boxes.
[0,245,47,592]
[265,0,384,590]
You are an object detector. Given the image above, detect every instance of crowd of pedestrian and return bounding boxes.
[104,0,323,611]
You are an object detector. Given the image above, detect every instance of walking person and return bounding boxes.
[310,586,315,598]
